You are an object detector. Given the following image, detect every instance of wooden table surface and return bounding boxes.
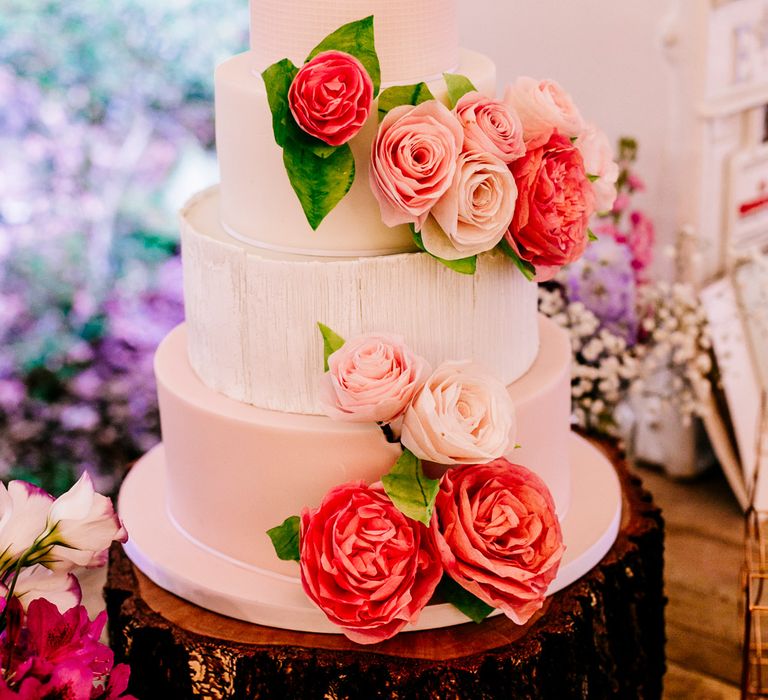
[636,464,743,700]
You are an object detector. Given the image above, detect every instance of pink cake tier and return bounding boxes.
[155,316,572,579]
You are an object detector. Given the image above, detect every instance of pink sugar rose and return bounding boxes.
[369,100,464,230]
[576,123,619,213]
[433,459,565,624]
[299,481,442,644]
[504,77,585,149]
[320,333,431,426]
[454,92,525,164]
[506,131,596,281]
[421,149,517,259]
[288,50,373,147]
[401,361,515,465]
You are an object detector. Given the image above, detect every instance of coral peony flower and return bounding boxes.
[401,361,515,465]
[288,50,373,147]
[576,123,619,213]
[320,333,430,427]
[35,473,127,570]
[421,149,517,259]
[433,459,564,624]
[506,131,596,280]
[504,76,585,149]
[369,100,464,229]
[300,481,442,644]
[454,92,525,163]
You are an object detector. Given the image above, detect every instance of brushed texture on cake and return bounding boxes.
[216,49,496,255]
[181,187,540,415]
[156,318,571,578]
[250,0,458,84]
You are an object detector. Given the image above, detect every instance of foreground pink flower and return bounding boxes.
[420,149,517,259]
[0,597,135,699]
[576,123,619,213]
[0,482,54,575]
[506,131,596,280]
[35,473,128,570]
[300,481,442,644]
[401,361,515,465]
[369,100,464,229]
[433,459,564,624]
[504,77,585,148]
[320,333,430,426]
[454,92,525,163]
[4,565,82,613]
[288,50,373,147]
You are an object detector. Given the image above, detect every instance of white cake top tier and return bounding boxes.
[249,0,459,84]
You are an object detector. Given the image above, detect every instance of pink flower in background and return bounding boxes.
[288,50,373,147]
[454,92,525,163]
[506,131,596,280]
[611,192,630,216]
[626,211,655,280]
[369,100,464,229]
[504,77,585,149]
[299,481,442,644]
[433,459,564,624]
[320,333,430,426]
[420,149,517,259]
[401,361,515,465]
[576,123,619,213]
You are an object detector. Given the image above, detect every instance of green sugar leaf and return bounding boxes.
[377,82,435,121]
[588,229,598,241]
[283,141,355,230]
[587,173,600,183]
[443,73,477,108]
[382,449,440,526]
[317,322,346,371]
[266,515,301,562]
[262,58,299,148]
[411,227,477,275]
[498,238,536,281]
[436,576,494,623]
[307,15,381,97]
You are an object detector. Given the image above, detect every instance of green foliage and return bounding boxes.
[498,238,536,281]
[381,449,440,526]
[436,576,494,623]
[443,73,477,108]
[377,82,435,121]
[317,323,346,371]
[412,228,477,275]
[266,516,301,562]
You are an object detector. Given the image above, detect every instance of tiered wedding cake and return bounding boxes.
[119,0,621,641]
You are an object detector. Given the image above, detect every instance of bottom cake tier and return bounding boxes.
[118,432,620,633]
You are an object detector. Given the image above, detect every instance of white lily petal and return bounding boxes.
[12,564,82,612]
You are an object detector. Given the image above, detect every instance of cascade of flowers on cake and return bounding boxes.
[263,16,618,278]
[267,325,565,644]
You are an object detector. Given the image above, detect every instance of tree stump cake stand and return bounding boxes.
[106,439,665,699]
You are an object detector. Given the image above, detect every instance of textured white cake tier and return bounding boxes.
[181,187,540,415]
[250,0,458,84]
[216,48,496,256]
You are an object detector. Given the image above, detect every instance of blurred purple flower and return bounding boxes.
[566,236,638,344]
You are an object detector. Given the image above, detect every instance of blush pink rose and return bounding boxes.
[369,100,464,229]
[300,481,442,644]
[504,77,585,149]
[506,131,596,281]
[320,333,431,426]
[288,50,373,147]
[401,361,515,465]
[432,459,565,624]
[454,92,525,164]
[421,149,517,259]
[576,123,619,213]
